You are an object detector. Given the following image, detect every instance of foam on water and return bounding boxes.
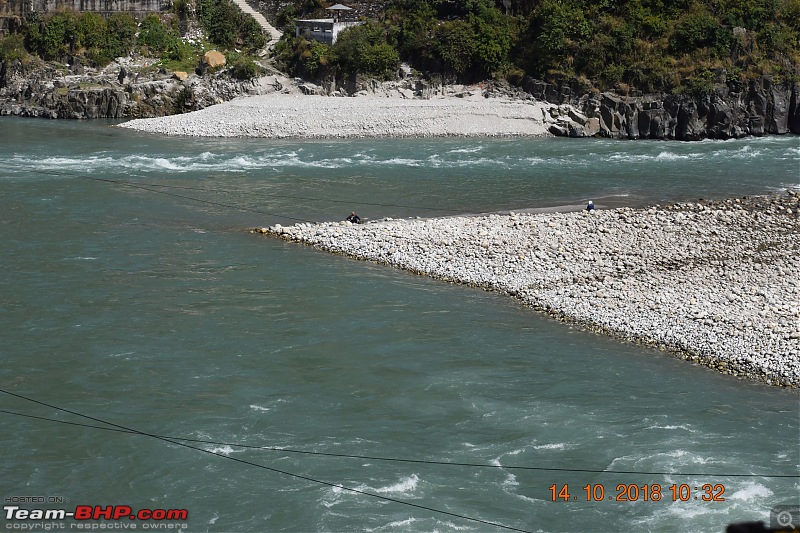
[532,442,569,450]
[608,449,718,474]
[711,145,765,159]
[431,520,472,531]
[501,473,518,487]
[327,474,420,501]
[364,517,418,531]
[375,157,423,167]
[375,474,420,494]
[448,146,484,154]
[645,424,698,432]
[629,480,779,532]
[728,482,774,501]
[608,151,704,162]
[5,134,795,187]
[503,448,526,455]
[204,445,242,456]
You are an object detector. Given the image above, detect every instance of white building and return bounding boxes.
[295,3,361,45]
[295,19,361,45]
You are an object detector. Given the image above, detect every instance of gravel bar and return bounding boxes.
[117,94,553,138]
[255,193,800,387]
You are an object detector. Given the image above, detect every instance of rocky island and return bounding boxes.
[257,192,800,387]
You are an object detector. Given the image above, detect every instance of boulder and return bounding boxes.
[568,107,588,125]
[583,117,601,137]
[203,50,226,69]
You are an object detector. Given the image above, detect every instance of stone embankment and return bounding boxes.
[255,192,800,387]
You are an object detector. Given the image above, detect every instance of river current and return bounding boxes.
[1,117,798,532]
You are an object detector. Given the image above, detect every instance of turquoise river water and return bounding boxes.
[1,117,799,532]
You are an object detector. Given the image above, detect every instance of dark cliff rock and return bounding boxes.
[522,76,800,140]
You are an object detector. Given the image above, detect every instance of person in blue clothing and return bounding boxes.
[586,200,595,212]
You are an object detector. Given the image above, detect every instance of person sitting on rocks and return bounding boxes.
[586,200,595,212]
[346,211,362,224]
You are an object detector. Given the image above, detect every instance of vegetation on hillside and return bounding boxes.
[1,0,797,93]
[275,0,800,93]
[0,0,266,78]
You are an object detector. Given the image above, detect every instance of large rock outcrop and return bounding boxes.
[0,58,284,119]
[523,76,800,140]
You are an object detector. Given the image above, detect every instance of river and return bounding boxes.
[1,117,798,532]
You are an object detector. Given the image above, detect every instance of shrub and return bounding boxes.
[670,12,728,56]
[230,56,262,79]
[137,14,177,53]
[273,35,329,78]
[239,14,267,51]
[0,32,27,62]
[207,0,239,48]
[276,4,298,34]
[197,0,266,52]
[302,40,330,77]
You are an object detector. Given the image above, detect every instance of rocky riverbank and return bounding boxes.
[0,56,294,119]
[255,192,800,387]
[5,51,800,144]
[523,76,800,140]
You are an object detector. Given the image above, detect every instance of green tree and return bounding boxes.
[106,14,137,59]
[37,11,80,60]
[77,12,111,64]
[137,14,176,53]
[525,0,592,76]
[386,0,437,68]
[469,2,512,77]
[77,12,107,50]
[197,0,266,51]
[208,0,239,48]
[436,20,476,77]
[332,21,399,79]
